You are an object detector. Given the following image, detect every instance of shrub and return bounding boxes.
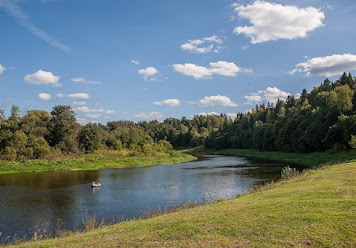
[112,140,122,150]
[348,135,356,149]
[3,146,17,160]
[33,137,51,158]
[281,165,299,179]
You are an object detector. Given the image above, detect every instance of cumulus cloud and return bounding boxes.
[200,95,238,107]
[24,70,61,86]
[181,35,223,53]
[85,114,102,119]
[138,67,159,80]
[233,1,324,44]
[264,87,290,103]
[244,92,263,105]
[68,93,90,99]
[209,61,243,76]
[245,87,290,105]
[56,93,64,98]
[76,118,93,125]
[173,61,251,80]
[134,112,163,120]
[73,106,115,114]
[290,53,356,77]
[0,64,5,74]
[38,93,51,101]
[173,63,212,79]
[72,101,86,106]
[153,99,181,107]
[0,0,70,51]
[192,112,219,118]
[131,60,140,65]
[227,113,238,119]
[72,77,102,85]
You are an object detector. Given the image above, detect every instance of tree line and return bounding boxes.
[0,105,173,160]
[1,73,355,160]
[140,73,356,153]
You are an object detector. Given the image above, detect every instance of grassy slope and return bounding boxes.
[192,148,356,168]
[13,161,356,247]
[0,150,197,174]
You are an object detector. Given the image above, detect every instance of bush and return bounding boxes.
[113,140,122,150]
[33,137,51,158]
[3,146,17,160]
[281,165,299,179]
[348,135,356,149]
[158,140,173,152]
[141,144,153,156]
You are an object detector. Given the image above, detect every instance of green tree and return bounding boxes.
[78,123,99,153]
[47,105,79,152]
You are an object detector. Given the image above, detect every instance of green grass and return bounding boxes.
[0,150,197,174]
[9,160,356,247]
[192,148,356,168]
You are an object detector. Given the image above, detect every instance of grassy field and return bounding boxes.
[10,160,356,247]
[192,148,356,168]
[0,149,197,174]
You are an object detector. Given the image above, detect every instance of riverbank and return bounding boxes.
[10,159,356,247]
[0,150,197,174]
[191,148,356,168]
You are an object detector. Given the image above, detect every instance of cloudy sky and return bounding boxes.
[1,0,356,124]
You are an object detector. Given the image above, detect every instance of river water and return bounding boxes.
[0,155,286,239]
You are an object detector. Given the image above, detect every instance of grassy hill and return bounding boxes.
[11,160,356,247]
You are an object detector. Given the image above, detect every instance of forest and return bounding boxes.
[1,72,356,161]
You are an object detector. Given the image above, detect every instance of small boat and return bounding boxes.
[91,182,101,187]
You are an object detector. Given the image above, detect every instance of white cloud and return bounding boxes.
[0,1,70,51]
[233,1,324,44]
[72,77,102,85]
[138,67,158,80]
[56,93,64,98]
[38,93,51,101]
[181,35,223,54]
[186,100,198,105]
[131,60,140,65]
[263,87,290,103]
[68,93,90,99]
[76,118,97,125]
[209,61,241,76]
[72,101,86,106]
[195,112,219,117]
[173,63,212,79]
[244,92,263,105]
[153,99,181,107]
[24,70,61,86]
[245,87,290,105]
[173,61,251,80]
[85,113,102,119]
[227,113,238,119]
[134,112,163,119]
[290,53,356,77]
[73,106,115,114]
[0,64,5,74]
[200,95,238,107]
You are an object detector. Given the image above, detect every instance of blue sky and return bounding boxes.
[1,0,356,124]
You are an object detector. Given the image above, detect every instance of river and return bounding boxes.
[0,155,286,239]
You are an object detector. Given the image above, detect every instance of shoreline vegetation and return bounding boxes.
[0,149,197,175]
[7,155,356,247]
[190,147,356,168]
